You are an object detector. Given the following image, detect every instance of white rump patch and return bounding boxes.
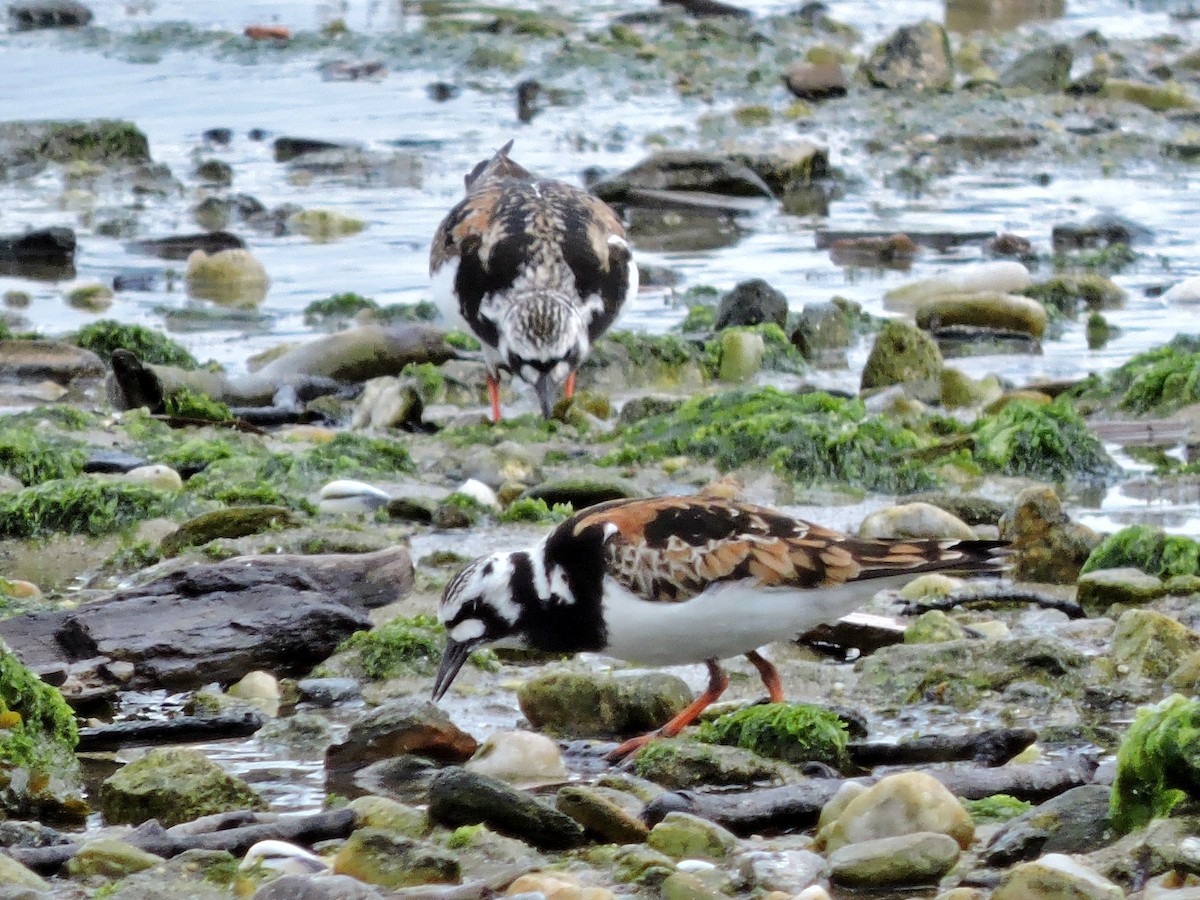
[429,257,468,329]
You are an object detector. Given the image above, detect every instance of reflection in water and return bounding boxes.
[945,0,1066,31]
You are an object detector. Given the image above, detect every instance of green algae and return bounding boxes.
[1110,694,1200,834]
[703,324,805,376]
[698,703,849,768]
[605,387,938,493]
[162,387,232,422]
[303,293,437,326]
[971,397,1116,482]
[962,794,1032,824]
[0,643,78,771]
[1080,335,1200,416]
[0,406,96,431]
[73,320,199,368]
[1081,525,1200,580]
[0,479,179,538]
[337,614,443,679]
[0,430,88,486]
[498,497,573,524]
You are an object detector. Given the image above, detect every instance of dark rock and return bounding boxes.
[296,677,361,707]
[715,278,788,330]
[864,20,952,91]
[1001,43,1073,92]
[638,263,683,287]
[195,159,232,186]
[83,450,150,475]
[931,325,1042,357]
[112,271,161,292]
[385,498,435,523]
[516,79,544,123]
[986,233,1033,257]
[427,82,460,102]
[998,486,1101,584]
[815,228,993,253]
[0,547,414,692]
[0,340,103,382]
[0,227,76,279]
[1051,214,1153,251]
[318,60,387,82]
[0,120,149,172]
[784,60,847,100]
[593,151,775,203]
[128,231,244,261]
[202,128,233,146]
[325,699,477,778]
[661,0,750,16]
[273,137,354,163]
[791,300,853,361]
[253,874,387,900]
[982,785,1115,865]
[106,348,165,413]
[8,0,93,28]
[517,671,692,739]
[936,132,1041,157]
[427,767,586,850]
[828,234,918,269]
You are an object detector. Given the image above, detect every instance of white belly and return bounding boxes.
[600,575,906,666]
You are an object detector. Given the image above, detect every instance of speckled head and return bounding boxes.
[463,139,534,193]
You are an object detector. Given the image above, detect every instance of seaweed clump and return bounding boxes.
[1110,694,1200,834]
[0,429,88,486]
[0,641,79,770]
[0,479,179,538]
[972,397,1116,482]
[337,614,444,679]
[606,387,938,493]
[699,703,849,768]
[73,320,199,368]
[1081,526,1200,579]
[1073,335,1200,416]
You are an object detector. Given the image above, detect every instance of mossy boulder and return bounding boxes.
[74,320,199,368]
[1081,525,1200,580]
[607,387,939,493]
[99,747,268,827]
[336,614,443,680]
[904,609,971,643]
[1110,694,1200,834]
[916,292,1048,339]
[633,737,798,789]
[582,330,708,392]
[972,397,1116,482]
[1074,335,1200,416]
[333,828,460,888]
[517,671,692,739]
[0,642,84,822]
[159,505,299,556]
[864,20,953,91]
[0,119,151,167]
[1077,568,1168,617]
[999,486,1102,584]
[67,838,164,878]
[1110,609,1200,682]
[698,703,849,768]
[861,319,942,396]
[1025,274,1126,315]
[65,282,114,312]
[185,248,270,305]
[647,811,738,861]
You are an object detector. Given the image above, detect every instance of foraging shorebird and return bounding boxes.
[432,495,1007,760]
[430,141,637,421]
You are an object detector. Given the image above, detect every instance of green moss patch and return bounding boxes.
[162,387,232,422]
[704,324,805,375]
[0,479,179,538]
[972,397,1115,482]
[0,644,78,771]
[498,497,573,524]
[962,794,1032,824]
[698,703,849,768]
[0,430,88,485]
[73,320,199,368]
[605,387,938,493]
[1110,694,1200,834]
[337,614,443,679]
[1081,526,1200,579]
[1073,335,1200,416]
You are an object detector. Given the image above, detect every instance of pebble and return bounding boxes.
[456,478,500,510]
[1161,274,1200,304]
[829,831,961,887]
[858,502,976,541]
[818,772,975,853]
[506,873,614,900]
[991,852,1124,900]
[465,730,569,785]
[647,811,739,861]
[122,464,184,491]
[318,479,392,515]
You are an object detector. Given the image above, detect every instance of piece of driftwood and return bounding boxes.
[6,808,356,875]
[898,586,1086,619]
[642,756,1099,834]
[76,711,264,752]
[849,727,1037,768]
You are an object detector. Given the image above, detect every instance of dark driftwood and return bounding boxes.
[898,587,1086,619]
[76,711,264,752]
[849,727,1037,768]
[642,757,1099,835]
[6,808,356,875]
[0,546,412,695]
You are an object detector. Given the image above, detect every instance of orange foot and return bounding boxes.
[604,660,729,764]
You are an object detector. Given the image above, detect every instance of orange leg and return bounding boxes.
[746,650,784,703]
[565,371,576,399]
[487,375,502,423]
[605,660,728,762]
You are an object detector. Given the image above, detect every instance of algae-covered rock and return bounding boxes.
[325,698,477,776]
[1110,609,1200,682]
[981,785,1114,866]
[65,282,113,312]
[999,486,1101,584]
[1100,79,1197,111]
[817,772,974,852]
[1110,694,1200,833]
[609,387,939,494]
[1076,567,1167,617]
[347,795,426,837]
[904,610,971,644]
[790,299,856,362]
[0,641,84,822]
[516,671,692,739]
[332,614,443,680]
[99,747,268,827]
[1077,335,1200,416]
[916,291,1047,339]
[521,478,641,510]
[556,784,650,844]
[860,319,941,397]
[991,853,1124,900]
[186,248,270,305]
[633,737,798,789]
[581,330,708,393]
[1081,525,1200,580]
[159,505,300,556]
[829,831,961,888]
[1025,273,1126,315]
[0,119,150,168]
[864,21,953,91]
[940,367,1003,410]
[67,838,164,878]
[287,208,366,242]
[715,328,764,382]
[973,397,1116,483]
[0,477,175,538]
[332,828,460,888]
[697,703,849,767]
[858,502,976,540]
[647,811,738,860]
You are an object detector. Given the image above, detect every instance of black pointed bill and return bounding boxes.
[535,372,557,419]
[432,638,472,701]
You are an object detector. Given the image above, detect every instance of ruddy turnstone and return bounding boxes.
[430,141,637,421]
[432,495,1007,759]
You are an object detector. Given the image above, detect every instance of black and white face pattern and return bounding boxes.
[489,288,586,387]
[432,551,526,700]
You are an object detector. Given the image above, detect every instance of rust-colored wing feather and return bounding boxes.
[567,496,1005,604]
